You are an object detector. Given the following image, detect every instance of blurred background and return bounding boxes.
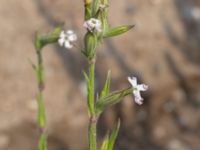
[0,0,200,149]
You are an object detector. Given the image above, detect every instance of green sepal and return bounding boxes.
[34,25,62,50]
[83,65,95,115]
[83,32,97,60]
[100,0,109,34]
[39,133,47,150]
[85,3,92,20]
[100,70,111,98]
[103,25,135,38]
[96,87,133,115]
[107,120,120,150]
[92,0,100,17]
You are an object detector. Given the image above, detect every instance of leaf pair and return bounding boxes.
[84,70,133,116]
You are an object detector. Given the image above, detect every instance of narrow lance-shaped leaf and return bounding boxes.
[103,25,135,38]
[100,133,109,150]
[92,0,100,17]
[84,0,92,20]
[83,65,95,115]
[83,71,89,82]
[100,70,111,98]
[107,120,121,150]
[96,87,133,115]
[101,0,109,29]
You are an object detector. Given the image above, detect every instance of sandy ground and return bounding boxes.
[0,0,200,150]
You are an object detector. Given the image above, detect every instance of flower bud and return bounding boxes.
[34,26,62,50]
[83,32,97,60]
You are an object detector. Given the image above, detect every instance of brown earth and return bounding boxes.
[0,0,200,150]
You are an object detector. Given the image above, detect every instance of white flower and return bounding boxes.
[128,77,148,105]
[58,30,77,49]
[83,18,102,32]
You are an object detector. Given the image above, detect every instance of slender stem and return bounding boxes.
[87,59,97,150]
[89,116,97,150]
[88,62,95,115]
[36,50,47,150]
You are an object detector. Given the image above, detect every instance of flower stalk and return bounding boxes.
[33,27,62,150]
[34,44,47,150]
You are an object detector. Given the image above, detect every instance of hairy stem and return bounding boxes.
[89,116,97,150]
[88,62,95,115]
[36,50,47,150]
[87,59,97,150]
[88,59,97,150]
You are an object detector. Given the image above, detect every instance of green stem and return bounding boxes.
[88,60,97,150]
[36,50,47,150]
[88,62,95,115]
[89,116,97,150]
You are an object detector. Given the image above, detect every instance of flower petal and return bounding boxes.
[137,84,148,91]
[133,90,143,105]
[83,22,88,28]
[59,31,66,38]
[66,30,74,35]
[58,38,65,46]
[84,18,102,32]
[64,41,73,49]
[128,76,137,87]
[68,34,77,42]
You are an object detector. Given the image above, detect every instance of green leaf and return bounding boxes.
[100,133,109,150]
[107,120,120,150]
[84,64,95,115]
[83,71,89,82]
[99,0,110,34]
[100,70,111,98]
[103,25,135,38]
[39,133,47,150]
[92,0,100,17]
[96,87,133,115]
[34,25,62,50]
[28,58,37,71]
[85,3,92,20]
